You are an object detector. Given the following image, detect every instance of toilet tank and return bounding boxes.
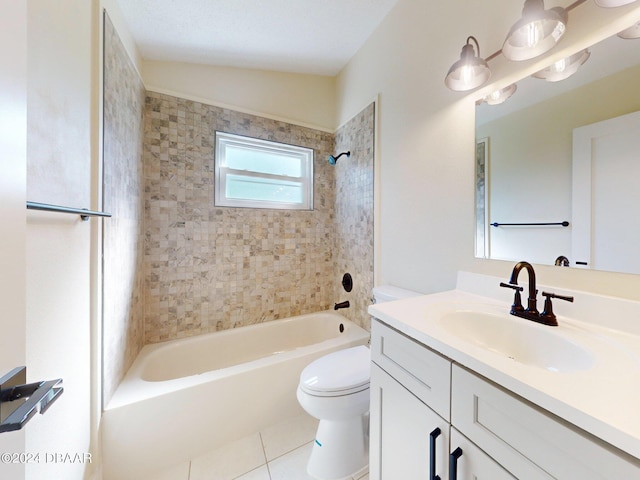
[372,285,421,303]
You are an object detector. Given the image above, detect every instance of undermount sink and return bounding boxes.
[439,309,594,373]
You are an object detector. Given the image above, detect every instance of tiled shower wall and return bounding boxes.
[333,104,375,328]
[142,92,337,342]
[102,17,376,400]
[102,13,146,403]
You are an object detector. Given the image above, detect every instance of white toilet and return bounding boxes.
[297,285,420,480]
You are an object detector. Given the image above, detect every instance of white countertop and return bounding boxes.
[369,273,640,460]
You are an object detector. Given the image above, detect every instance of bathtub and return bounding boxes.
[102,311,369,480]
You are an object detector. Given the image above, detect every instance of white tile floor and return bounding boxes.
[144,413,369,480]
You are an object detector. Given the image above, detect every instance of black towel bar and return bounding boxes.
[491,221,569,227]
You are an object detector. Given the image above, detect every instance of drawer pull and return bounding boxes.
[449,447,463,480]
[429,427,441,480]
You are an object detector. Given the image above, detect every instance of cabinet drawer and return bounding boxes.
[452,365,640,479]
[450,428,517,480]
[371,319,451,420]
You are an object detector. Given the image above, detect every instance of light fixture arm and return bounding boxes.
[466,36,481,57]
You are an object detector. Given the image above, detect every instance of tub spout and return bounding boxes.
[334,301,350,310]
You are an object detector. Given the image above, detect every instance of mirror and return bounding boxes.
[475,27,640,274]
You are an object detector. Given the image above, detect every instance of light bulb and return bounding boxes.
[552,22,566,41]
[551,58,566,73]
[526,21,543,47]
[460,65,474,86]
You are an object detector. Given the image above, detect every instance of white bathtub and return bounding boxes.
[102,311,369,480]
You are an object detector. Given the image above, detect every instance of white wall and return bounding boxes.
[142,60,336,131]
[336,0,640,299]
[26,0,95,478]
[100,0,142,73]
[0,2,27,478]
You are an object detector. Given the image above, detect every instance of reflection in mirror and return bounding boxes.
[475,29,640,274]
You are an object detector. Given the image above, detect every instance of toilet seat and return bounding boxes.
[299,345,370,397]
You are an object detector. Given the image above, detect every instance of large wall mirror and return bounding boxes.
[475,22,640,275]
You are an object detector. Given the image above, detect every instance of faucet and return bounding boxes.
[500,261,573,326]
[554,255,570,266]
[334,300,350,310]
[511,261,539,314]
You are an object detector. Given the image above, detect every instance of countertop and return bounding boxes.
[368,278,640,460]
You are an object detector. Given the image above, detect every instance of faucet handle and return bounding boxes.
[499,282,524,313]
[541,291,574,303]
[540,291,574,326]
[499,282,523,291]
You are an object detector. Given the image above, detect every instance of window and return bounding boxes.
[214,132,314,210]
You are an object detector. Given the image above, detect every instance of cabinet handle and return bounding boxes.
[429,427,441,480]
[449,447,463,480]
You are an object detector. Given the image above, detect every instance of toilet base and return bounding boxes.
[307,415,369,480]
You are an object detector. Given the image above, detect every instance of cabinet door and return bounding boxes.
[452,365,640,479]
[370,363,449,480]
[449,428,516,480]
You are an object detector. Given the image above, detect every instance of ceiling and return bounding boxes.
[115,0,400,76]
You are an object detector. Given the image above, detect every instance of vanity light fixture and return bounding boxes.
[532,48,591,81]
[502,0,568,61]
[444,36,491,91]
[618,21,640,38]
[481,84,518,105]
[594,0,638,7]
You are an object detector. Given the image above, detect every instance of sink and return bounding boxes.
[439,310,594,372]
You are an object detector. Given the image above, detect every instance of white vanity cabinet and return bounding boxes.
[370,363,450,479]
[370,320,511,479]
[448,428,516,480]
[370,318,640,479]
[452,365,640,479]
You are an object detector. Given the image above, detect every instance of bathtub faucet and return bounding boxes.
[334,301,350,310]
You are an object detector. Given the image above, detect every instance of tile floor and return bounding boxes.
[146,413,369,480]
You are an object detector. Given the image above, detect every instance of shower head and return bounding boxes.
[328,151,350,165]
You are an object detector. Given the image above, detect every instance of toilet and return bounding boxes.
[297,285,421,480]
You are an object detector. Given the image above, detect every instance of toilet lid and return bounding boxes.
[299,345,370,396]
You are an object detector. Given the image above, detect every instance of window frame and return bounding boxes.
[214,131,314,210]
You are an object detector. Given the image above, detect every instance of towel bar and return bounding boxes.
[27,201,111,221]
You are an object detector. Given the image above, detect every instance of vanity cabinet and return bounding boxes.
[370,319,640,479]
[370,320,511,479]
[452,365,640,479]
[449,428,516,479]
[370,363,450,479]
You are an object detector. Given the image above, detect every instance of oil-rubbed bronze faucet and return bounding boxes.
[508,261,539,315]
[334,300,350,310]
[500,261,573,326]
